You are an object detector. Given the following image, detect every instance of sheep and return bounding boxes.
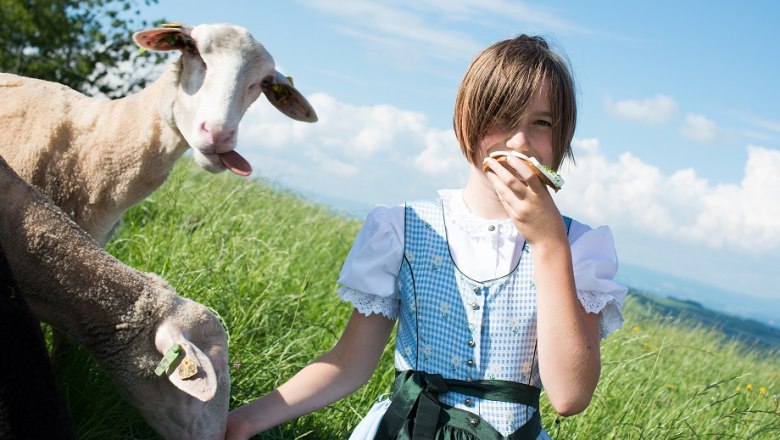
[0,22,317,246]
[0,252,75,439]
[0,155,230,440]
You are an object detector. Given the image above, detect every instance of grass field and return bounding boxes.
[56,160,779,439]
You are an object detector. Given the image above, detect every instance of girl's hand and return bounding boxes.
[224,410,252,440]
[220,310,395,439]
[483,154,566,246]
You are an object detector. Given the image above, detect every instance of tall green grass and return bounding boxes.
[55,160,778,439]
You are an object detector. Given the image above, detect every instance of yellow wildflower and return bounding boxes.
[736,386,741,393]
[759,387,767,395]
[632,325,640,333]
[746,383,753,392]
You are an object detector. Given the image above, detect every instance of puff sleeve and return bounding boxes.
[569,222,628,339]
[337,205,405,319]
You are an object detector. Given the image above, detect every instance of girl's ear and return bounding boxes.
[133,24,194,52]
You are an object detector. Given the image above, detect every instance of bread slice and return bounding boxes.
[482,151,564,191]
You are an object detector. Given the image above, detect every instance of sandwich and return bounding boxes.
[482,151,564,192]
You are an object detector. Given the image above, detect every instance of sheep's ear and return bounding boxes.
[261,71,318,123]
[133,24,194,52]
[154,323,218,402]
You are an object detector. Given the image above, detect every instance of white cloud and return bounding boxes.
[406,0,592,34]
[741,129,777,142]
[243,92,428,156]
[239,93,780,254]
[605,95,678,124]
[743,115,780,133]
[301,0,480,63]
[679,113,718,143]
[736,113,780,143]
[559,139,780,253]
[305,150,360,177]
[238,91,465,181]
[300,0,593,69]
[414,129,463,174]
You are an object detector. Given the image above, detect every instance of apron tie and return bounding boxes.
[376,370,449,440]
[375,370,542,440]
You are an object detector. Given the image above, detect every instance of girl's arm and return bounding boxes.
[531,236,601,416]
[225,309,396,440]
[484,155,601,416]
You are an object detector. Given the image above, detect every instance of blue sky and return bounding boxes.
[139,1,779,323]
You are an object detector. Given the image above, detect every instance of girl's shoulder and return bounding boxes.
[364,194,444,231]
[363,203,405,232]
[567,218,616,248]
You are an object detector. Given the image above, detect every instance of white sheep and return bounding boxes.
[0,22,317,245]
[0,155,229,439]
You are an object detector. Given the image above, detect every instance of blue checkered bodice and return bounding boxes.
[394,199,570,435]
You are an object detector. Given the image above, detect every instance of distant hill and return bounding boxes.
[626,289,780,352]
[616,263,779,328]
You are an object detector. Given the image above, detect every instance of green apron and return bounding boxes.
[375,370,542,440]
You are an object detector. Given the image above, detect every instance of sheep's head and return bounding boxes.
[115,274,230,440]
[133,23,318,177]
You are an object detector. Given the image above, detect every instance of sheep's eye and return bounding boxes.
[184,40,199,55]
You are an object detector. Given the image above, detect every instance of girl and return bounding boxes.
[226,34,627,440]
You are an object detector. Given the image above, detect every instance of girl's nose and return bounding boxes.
[505,128,528,149]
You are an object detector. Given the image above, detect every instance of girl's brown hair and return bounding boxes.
[453,35,577,170]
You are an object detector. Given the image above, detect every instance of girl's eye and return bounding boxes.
[534,119,552,127]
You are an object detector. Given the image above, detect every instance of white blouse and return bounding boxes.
[338,189,627,338]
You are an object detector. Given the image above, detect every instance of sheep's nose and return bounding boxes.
[199,122,236,147]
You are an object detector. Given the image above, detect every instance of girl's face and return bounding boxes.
[476,82,555,169]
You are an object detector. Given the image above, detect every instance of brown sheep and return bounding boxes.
[0,155,230,439]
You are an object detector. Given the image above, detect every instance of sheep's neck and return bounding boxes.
[97,64,189,179]
[73,64,190,243]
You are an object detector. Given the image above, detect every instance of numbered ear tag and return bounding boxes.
[155,344,183,376]
[179,357,198,380]
[270,83,292,103]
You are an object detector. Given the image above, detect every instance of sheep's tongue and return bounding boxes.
[219,150,252,176]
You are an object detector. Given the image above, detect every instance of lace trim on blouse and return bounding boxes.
[339,286,399,319]
[578,289,624,339]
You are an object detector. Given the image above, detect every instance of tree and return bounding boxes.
[0,0,169,98]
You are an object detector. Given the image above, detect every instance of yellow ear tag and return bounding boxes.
[162,22,184,28]
[179,357,198,380]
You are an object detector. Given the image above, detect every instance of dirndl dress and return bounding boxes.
[341,194,626,439]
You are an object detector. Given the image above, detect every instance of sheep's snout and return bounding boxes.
[198,121,236,150]
[189,119,252,176]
